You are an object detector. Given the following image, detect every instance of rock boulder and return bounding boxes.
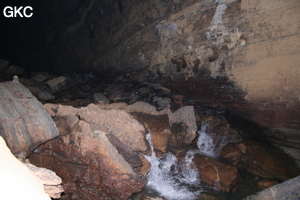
[193,154,239,192]
[0,81,59,157]
[78,104,148,152]
[30,129,147,200]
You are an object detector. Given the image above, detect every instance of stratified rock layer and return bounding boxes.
[0,81,59,156]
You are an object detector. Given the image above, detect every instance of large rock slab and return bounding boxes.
[130,112,171,153]
[193,154,239,192]
[78,103,148,152]
[0,136,51,200]
[30,128,147,200]
[127,102,197,151]
[236,141,300,181]
[0,81,59,156]
[168,106,198,150]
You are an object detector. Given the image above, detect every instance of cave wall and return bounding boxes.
[43,0,300,160]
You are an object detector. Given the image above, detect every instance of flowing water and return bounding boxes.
[196,122,217,158]
[143,122,260,200]
[143,134,201,200]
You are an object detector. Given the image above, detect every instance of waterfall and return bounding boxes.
[197,122,218,158]
[197,121,233,157]
[143,134,200,200]
[143,122,227,199]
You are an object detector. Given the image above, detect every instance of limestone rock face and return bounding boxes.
[0,136,51,200]
[0,81,59,157]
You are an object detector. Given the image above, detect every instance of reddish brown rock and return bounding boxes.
[127,102,197,151]
[257,180,279,190]
[138,154,151,176]
[193,154,239,192]
[131,112,171,153]
[106,133,143,168]
[53,115,79,136]
[240,141,300,181]
[220,143,242,161]
[30,130,147,200]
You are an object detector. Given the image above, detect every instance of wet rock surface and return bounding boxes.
[220,141,300,182]
[193,154,240,192]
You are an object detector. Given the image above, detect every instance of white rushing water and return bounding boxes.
[196,122,218,158]
[143,134,200,200]
[197,121,230,158]
[144,122,223,200]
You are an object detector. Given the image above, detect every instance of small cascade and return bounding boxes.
[197,122,218,158]
[143,133,200,200]
[180,149,199,185]
[143,122,234,199]
[197,122,231,158]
